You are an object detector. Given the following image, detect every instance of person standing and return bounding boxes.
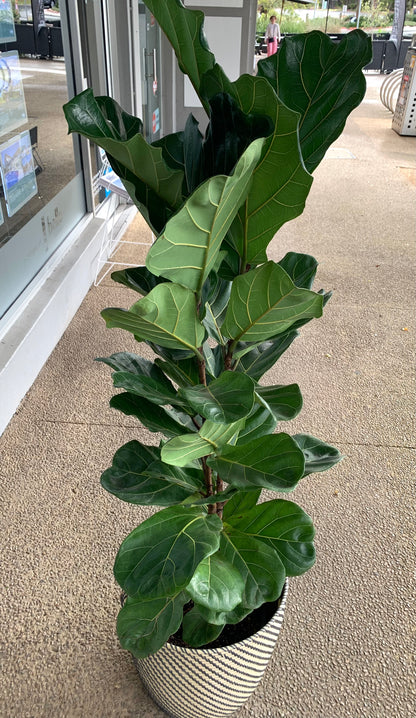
[265,15,280,56]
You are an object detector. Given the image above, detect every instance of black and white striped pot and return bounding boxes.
[135,579,288,718]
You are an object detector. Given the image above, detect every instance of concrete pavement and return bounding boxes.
[0,73,415,718]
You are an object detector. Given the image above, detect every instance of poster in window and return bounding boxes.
[0,0,16,44]
[0,51,28,136]
[0,131,38,217]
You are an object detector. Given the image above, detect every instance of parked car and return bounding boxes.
[43,1,56,8]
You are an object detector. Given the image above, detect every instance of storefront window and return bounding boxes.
[0,0,85,319]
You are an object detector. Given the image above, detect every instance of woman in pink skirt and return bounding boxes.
[265,15,281,56]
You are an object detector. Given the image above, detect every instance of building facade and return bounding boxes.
[0,0,256,435]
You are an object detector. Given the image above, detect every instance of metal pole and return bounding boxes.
[356,0,362,29]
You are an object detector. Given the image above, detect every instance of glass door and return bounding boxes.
[138,1,161,142]
[0,0,86,320]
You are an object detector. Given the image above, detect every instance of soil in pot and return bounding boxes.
[169,594,282,650]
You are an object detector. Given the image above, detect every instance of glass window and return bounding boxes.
[0,1,86,319]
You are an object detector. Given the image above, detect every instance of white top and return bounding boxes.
[265,22,281,42]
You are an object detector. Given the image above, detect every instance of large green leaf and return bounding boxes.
[110,393,196,438]
[161,418,245,467]
[114,506,222,598]
[186,553,245,612]
[201,276,231,344]
[202,93,273,179]
[63,90,183,212]
[181,605,225,648]
[143,0,215,111]
[235,405,276,445]
[233,332,299,380]
[255,383,303,421]
[227,499,315,576]
[153,113,204,195]
[278,252,318,289]
[222,489,262,520]
[200,69,313,264]
[219,528,285,610]
[154,357,200,388]
[178,372,255,423]
[161,432,215,467]
[146,138,265,294]
[112,371,183,407]
[96,351,154,374]
[98,352,183,407]
[100,441,202,506]
[208,433,305,492]
[257,30,372,172]
[199,418,246,446]
[221,261,323,346]
[293,434,343,476]
[117,592,187,658]
[102,283,205,356]
[110,267,166,296]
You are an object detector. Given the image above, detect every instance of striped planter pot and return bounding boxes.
[135,579,288,718]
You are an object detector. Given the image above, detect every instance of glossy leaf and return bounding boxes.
[102,283,205,356]
[178,372,255,423]
[63,90,183,211]
[222,489,262,520]
[145,460,204,491]
[110,267,165,295]
[181,605,225,648]
[278,252,318,289]
[202,93,273,178]
[227,499,315,576]
[256,383,303,421]
[202,342,223,379]
[112,371,182,407]
[201,69,313,264]
[154,357,200,388]
[110,393,196,438]
[96,351,157,375]
[235,405,276,445]
[233,332,299,380]
[219,528,285,609]
[257,30,372,172]
[117,593,187,658]
[100,441,201,506]
[199,418,246,446]
[114,506,222,598]
[146,138,265,294]
[202,276,231,344]
[207,433,305,492]
[221,261,323,345]
[161,432,215,466]
[98,352,182,406]
[293,434,343,476]
[186,553,245,611]
[153,113,203,195]
[161,418,245,467]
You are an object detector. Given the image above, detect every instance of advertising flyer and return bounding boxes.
[0,0,16,44]
[0,51,28,136]
[0,131,38,217]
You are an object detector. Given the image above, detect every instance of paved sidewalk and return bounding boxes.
[0,74,415,718]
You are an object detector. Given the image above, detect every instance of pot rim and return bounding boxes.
[163,577,289,656]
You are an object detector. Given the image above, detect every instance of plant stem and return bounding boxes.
[224,339,234,370]
[201,457,215,513]
[197,352,207,386]
[216,475,225,519]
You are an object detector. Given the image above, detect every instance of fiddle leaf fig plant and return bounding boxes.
[64,0,371,659]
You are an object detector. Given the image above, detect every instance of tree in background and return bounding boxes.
[390,0,406,42]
